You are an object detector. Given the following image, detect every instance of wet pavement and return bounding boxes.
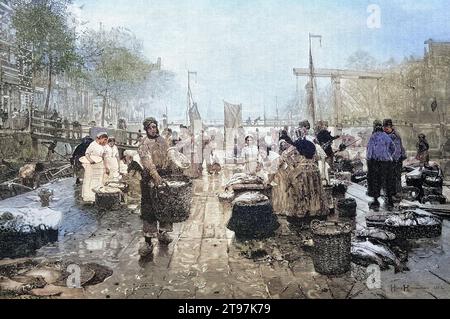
[1,168,450,299]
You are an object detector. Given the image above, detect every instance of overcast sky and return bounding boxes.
[72,0,450,120]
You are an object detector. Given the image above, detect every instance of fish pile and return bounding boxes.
[232,192,269,206]
[355,226,396,242]
[351,240,409,273]
[0,260,113,297]
[385,211,441,227]
[225,173,264,189]
[366,210,443,239]
[218,189,235,201]
[93,186,122,194]
[164,181,188,188]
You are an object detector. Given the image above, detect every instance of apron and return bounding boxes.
[82,160,105,202]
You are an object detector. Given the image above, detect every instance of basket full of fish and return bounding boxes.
[310,220,352,276]
[148,175,193,224]
[93,186,122,211]
[366,210,442,239]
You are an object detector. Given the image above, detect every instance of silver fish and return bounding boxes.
[352,240,408,273]
[356,227,396,242]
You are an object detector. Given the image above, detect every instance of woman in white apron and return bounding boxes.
[241,135,261,175]
[104,137,120,183]
[81,132,108,203]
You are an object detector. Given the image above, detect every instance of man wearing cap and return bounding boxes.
[138,117,174,256]
[383,119,406,200]
[366,120,396,210]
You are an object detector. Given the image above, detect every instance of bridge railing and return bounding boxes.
[30,117,141,147]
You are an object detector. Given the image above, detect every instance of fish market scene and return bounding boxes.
[2,0,450,300]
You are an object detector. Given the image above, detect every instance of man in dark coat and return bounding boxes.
[71,136,94,184]
[279,126,293,145]
[316,121,340,167]
[366,120,396,210]
[383,119,406,199]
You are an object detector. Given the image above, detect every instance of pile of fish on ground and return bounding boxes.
[352,209,443,273]
[0,259,113,298]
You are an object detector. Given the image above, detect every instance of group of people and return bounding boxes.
[70,116,183,258]
[366,119,406,210]
[67,114,435,259]
[73,132,121,203]
[240,120,340,184]
[366,119,430,210]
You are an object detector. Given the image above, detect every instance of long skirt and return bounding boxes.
[104,157,120,183]
[82,162,105,202]
[273,158,328,219]
[367,160,395,198]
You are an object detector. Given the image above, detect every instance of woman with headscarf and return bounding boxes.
[272,132,328,225]
[366,120,395,210]
[82,132,109,203]
[104,137,120,183]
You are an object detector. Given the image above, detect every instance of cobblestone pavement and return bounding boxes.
[1,170,450,299]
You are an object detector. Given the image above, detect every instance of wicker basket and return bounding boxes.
[0,224,58,259]
[145,175,193,224]
[336,198,357,218]
[402,186,421,201]
[332,183,348,199]
[406,174,422,188]
[93,187,122,211]
[422,186,443,197]
[311,220,352,276]
[423,175,443,188]
[422,195,447,205]
[366,213,442,239]
[227,197,279,240]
